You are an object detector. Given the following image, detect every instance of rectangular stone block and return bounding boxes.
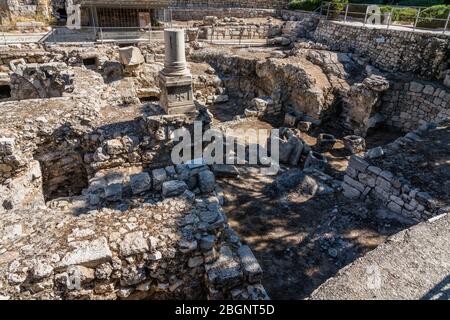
[58,237,112,269]
[237,245,262,283]
[349,155,369,172]
[344,175,365,192]
[342,182,361,199]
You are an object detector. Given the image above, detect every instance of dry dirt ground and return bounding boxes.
[213,117,406,299]
[218,171,411,299]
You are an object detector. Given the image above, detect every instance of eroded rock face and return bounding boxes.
[192,48,337,120]
[342,75,390,136]
[256,57,334,120]
[10,62,74,100]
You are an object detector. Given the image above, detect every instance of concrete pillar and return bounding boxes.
[159,28,195,115]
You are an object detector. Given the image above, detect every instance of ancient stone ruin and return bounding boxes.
[0,1,449,302]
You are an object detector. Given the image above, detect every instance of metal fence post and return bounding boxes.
[326,2,331,20]
[344,4,349,23]
[363,6,369,26]
[387,7,394,29]
[52,27,57,44]
[444,11,450,34]
[99,27,103,43]
[413,8,421,31]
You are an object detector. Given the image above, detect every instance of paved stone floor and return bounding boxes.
[310,213,450,300]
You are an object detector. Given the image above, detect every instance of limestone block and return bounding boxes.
[130,172,152,195]
[119,47,145,66]
[162,180,188,198]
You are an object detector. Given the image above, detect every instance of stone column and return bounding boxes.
[159,29,196,115]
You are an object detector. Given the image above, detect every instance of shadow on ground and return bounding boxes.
[218,171,412,299]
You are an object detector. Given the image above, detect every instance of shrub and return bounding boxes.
[417,4,450,28]
[380,6,419,23]
[329,0,350,18]
[288,0,322,11]
[397,0,444,6]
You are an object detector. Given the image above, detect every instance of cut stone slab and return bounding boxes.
[200,235,216,251]
[211,164,240,177]
[349,155,369,172]
[366,146,384,159]
[207,246,243,289]
[58,237,112,269]
[162,180,188,198]
[104,183,122,202]
[130,172,152,195]
[119,46,145,66]
[238,245,263,283]
[198,170,216,193]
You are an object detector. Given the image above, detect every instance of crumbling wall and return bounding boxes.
[314,20,449,81]
[0,181,267,300]
[1,0,50,23]
[381,80,450,132]
[10,62,74,100]
[191,48,335,120]
[171,8,277,21]
[342,121,446,222]
[0,44,53,66]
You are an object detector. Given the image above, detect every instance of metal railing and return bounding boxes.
[169,0,286,9]
[207,25,270,45]
[320,2,450,34]
[39,26,167,44]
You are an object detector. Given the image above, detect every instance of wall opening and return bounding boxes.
[0,84,11,99]
[139,96,159,103]
[82,57,97,67]
[35,149,89,202]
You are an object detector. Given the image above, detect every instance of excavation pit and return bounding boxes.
[0,11,449,301]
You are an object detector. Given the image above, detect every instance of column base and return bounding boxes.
[158,73,196,115]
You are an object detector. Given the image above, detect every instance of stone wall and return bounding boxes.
[380,80,450,132]
[314,20,450,81]
[0,43,53,65]
[0,165,268,300]
[171,8,277,21]
[341,121,445,222]
[169,0,288,9]
[1,0,50,22]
